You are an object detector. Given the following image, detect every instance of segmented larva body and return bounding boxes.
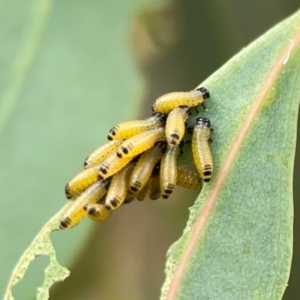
[165,106,190,147]
[104,162,135,210]
[152,87,210,114]
[60,180,109,229]
[65,164,102,199]
[123,192,135,204]
[86,203,111,222]
[107,113,166,140]
[192,117,213,182]
[98,153,135,180]
[160,144,181,199]
[84,140,123,168]
[129,142,166,194]
[176,169,202,190]
[116,127,166,159]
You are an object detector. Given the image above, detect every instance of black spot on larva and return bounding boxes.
[98,174,105,180]
[204,178,211,182]
[89,207,97,216]
[110,128,116,136]
[59,220,68,229]
[105,204,112,210]
[124,196,134,204]
[107,135,113,140]
[83,204,88,211]
[100,167,108,174]
[65,184,71,199]
[110,199,118,207]
[59,217,71,229]
[164,189,173,195]
[203,171,212,176]
[169,139,177,145]
[117,152,122,158]
[122,147,129,154]
[162,195,170,199]
[170,133,180,140]
[84,159,88,167]
[65,217,71,224]
[130,186,139,193]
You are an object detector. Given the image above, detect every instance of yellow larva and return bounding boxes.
[86,203,112,222]
[152,87,210,114]
[60,180,109,229]
[176,169,202,190]
[129,142,166,194]
[65,164,102,199]
[165,106,190,147]
[107,113,166,140]
[98,152,135,180]
[84,140,123,168]
[192,117,213,182]
[160,144,181,199]
[116,127,166,159]
[104,162,135,210]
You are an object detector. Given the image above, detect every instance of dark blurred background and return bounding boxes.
[1,0,299,299]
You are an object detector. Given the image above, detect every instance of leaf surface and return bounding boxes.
[162,10,300,300]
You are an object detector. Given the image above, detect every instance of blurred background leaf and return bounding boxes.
[1,0,299,299]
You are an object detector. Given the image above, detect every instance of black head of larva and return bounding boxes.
[196,117,211,128]
[65,184,71,199]
[155,141,167,152]
[179,105,191,112]
[196,87,210,99]
[153,112,166,124]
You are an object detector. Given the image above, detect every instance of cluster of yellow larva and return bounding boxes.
[60,87,213,230]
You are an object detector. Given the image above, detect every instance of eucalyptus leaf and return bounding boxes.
[162,9,300,300]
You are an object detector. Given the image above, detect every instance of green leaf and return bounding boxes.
[162,10,300,300]
[4,205,70,300]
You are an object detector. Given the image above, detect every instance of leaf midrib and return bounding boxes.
[165,24,300,300]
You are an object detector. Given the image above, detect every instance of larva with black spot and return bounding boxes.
[107,113,166,140]
[129,141,166,194]
[104,162,135,210]
[85,203,112,222]
[84,140,123,168]
[116,127,166,159]
[65,164,102,199]
[192,117,213,182]
[98,152,136,180]
[165,106,190,147]
[160,144,181,199]
[152,87,210,114]
[60,180,109,229]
